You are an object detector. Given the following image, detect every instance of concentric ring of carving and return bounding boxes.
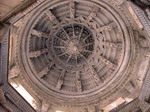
[19,0,132,107]
[27,1,123,93]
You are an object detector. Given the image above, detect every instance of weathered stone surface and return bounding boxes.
[0,0,149,112]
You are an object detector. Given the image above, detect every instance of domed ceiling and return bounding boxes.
[13,0,141,111]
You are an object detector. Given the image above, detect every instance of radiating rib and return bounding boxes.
[83,33,92,41]
[62,28,71,40]
[75,54,78,64]
[29,48,48,58]
[55,36,68,44]
[78,25,84,40]
[58,51,68,57]
[72,24,75,37]
[45,10,59,23]
[79,53,86,60]
[31,29,50,38]
[87,7,99,21]
[56,70,66,89]
[69,1,75,19]
[80,50,92,53]
[97,22,115,32]
[38,62,54,78]
[82,42,94,47]
[90,66,102,85]
[76,71,82,92]
[102,41,122,49]
[99,55,117,68]
[67,54,72,62]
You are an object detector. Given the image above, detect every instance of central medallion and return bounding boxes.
[67,39,80,54]
[52,24,94,66]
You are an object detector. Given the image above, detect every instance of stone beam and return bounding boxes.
[90,66,102,85]
[76,71,82,92]
[99,55,117,69]
[69,0,76,19]
[31,29,50,38]
[96,22,116,32]
[56,70,66,89]
[87,7,99,21]
[45,10,59,24]
[38,62,54,78]
[29,48,48,58]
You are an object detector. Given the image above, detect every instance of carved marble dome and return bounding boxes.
[15,0,137,110]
